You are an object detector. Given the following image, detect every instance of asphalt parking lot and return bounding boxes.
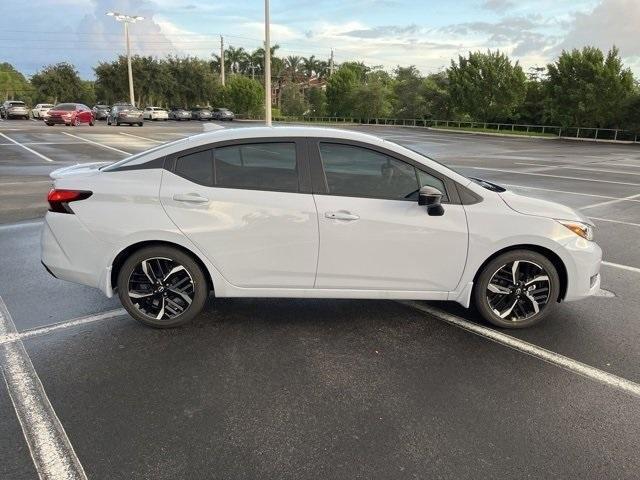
[1,118,640,479]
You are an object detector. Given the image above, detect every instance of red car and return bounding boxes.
[46,103,95,126]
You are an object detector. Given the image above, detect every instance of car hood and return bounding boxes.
[499,190,593,225]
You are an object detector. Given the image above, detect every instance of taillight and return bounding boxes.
[47,189,92,214]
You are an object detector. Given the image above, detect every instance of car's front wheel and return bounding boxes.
[473,250,559,329]
[117,246,209,328]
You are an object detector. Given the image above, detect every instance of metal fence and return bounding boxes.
[240,115,640,144]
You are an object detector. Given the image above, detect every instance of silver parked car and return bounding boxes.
[191,107,212,121]
[107,104,144,126]
[212,107,235,121]
[1,100,30,119]
[169,108,191,121]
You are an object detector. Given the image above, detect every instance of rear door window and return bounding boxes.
[214,143,298,192]
[175,149,214,186]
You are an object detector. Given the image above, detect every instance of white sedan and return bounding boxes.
[32,103,54,119]
[41,127,601,328]
[143,107,169,121]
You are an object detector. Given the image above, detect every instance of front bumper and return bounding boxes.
[561,237,602,301]
[117,115,143,123]
[47,116,74,124]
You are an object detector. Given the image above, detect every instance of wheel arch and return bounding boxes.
[110,240,214,294]
[472,244,568,302]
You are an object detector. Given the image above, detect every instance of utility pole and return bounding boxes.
[264,0,272,126]
[106,11,144,107]
[220,35,225,86]
[329,49,335,76]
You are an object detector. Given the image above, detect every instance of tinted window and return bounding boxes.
[175,149,213,186]
[319,143,421,200]
[214,143,298,191]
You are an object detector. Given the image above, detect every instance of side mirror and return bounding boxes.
[418,186,445,216]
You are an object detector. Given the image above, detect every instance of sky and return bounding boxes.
[1,0,639,79]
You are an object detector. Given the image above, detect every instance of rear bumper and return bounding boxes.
[41,212,111,293]
[117,116,143,123]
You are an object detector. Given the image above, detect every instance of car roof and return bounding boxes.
[104,125,473,187]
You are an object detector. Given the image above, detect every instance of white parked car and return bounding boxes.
[32,103,54,119]
[41,127,601,329]
[143,107,169,121]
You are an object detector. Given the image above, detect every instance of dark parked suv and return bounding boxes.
[1,100,30,119]
[107,104,144,126]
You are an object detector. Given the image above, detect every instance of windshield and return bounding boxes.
[53,104,76,111]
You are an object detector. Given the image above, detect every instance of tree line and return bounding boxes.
[1,45,638,130]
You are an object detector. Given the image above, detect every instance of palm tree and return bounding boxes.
[302,55,319,78]
[315,60,330,79]
[285,55,302,80]
[225,46,247,74]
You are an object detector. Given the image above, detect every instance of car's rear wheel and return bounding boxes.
[117,246,209,328]
[473,250,559,329]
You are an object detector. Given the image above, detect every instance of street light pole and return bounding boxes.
[124,21,135,106]
[106,11,144,107]
[264,0,272,126]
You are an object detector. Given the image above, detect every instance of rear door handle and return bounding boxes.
[173,193,209,204]
[325,211,360,221]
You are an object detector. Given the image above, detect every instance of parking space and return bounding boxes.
[1,119,640,479]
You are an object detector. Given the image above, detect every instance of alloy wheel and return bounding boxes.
[486,260,551,322]
[127,257,195,321]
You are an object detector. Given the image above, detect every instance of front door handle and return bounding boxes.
[325,211,360,221]
[173,193,209,204]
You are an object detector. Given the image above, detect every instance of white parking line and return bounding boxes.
[0,133,54,163]
[502,184,640,203]
[402,301,640,398]
[456,166,640,187]
[0,220,43,231]
[517,162,640,177]
[0,308,126,346]
[0,297,88,480]
[589,217,640,228]
[119,132,163,143]
[602,261,640,274]
[60,132,130,155]
[580,193,640,210]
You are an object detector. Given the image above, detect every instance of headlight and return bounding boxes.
[557,220,594,241]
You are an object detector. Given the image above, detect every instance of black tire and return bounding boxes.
[107,119,111,125]
[45,122,54,126]
[473,249,559,329]
[138,122,143,127]
[116,121,121,126]
[117,246,209,328]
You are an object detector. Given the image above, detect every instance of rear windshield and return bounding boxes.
[8,101,25,106]
[54,104,76,111]
[41,104,54,108]
[95,105,109,109]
